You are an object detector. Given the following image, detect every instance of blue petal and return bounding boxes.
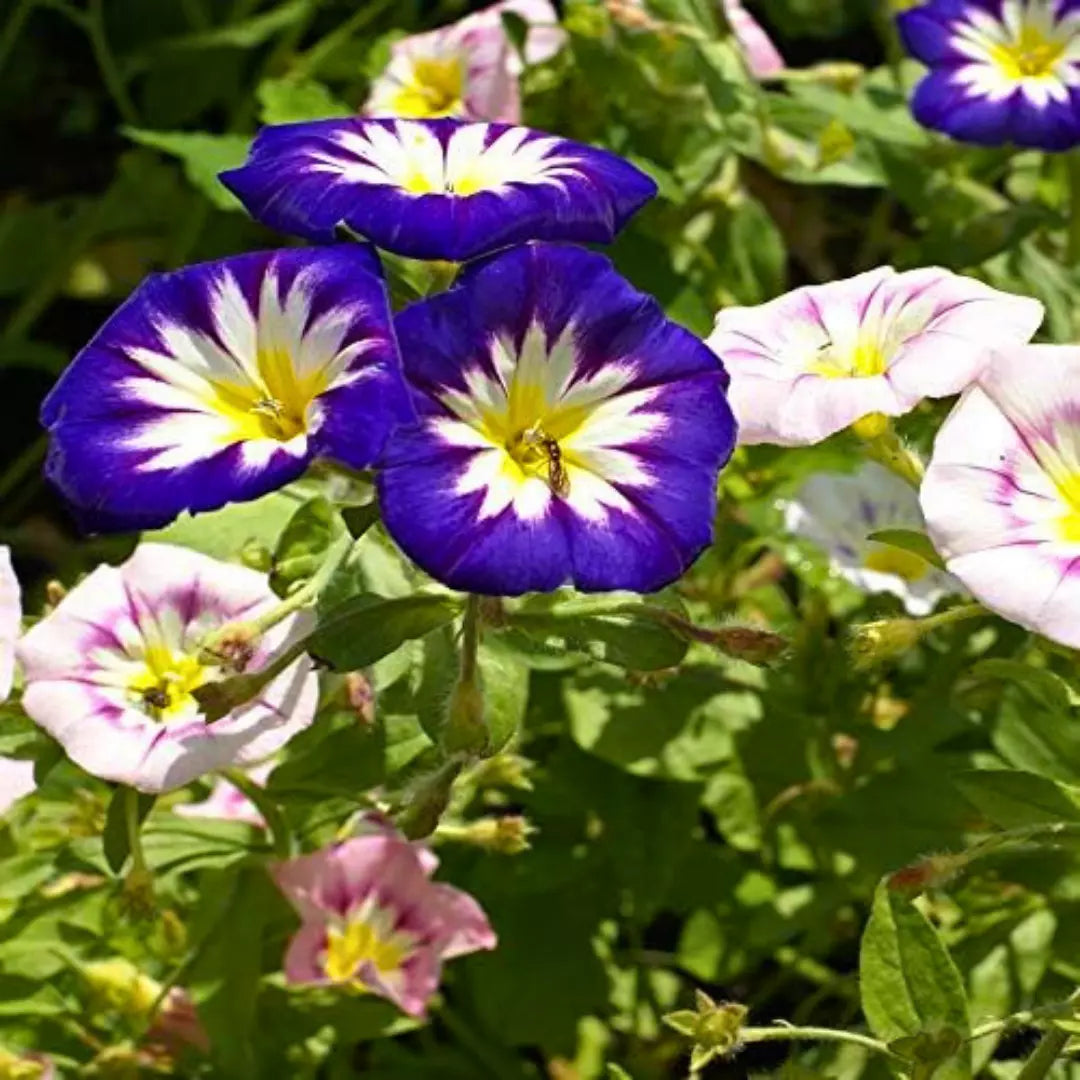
[378,243,736,596]
[43,246,410,532]
[220,118,658,261]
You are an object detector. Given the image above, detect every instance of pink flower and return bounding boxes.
[922,345,1080,647]
[722,0,784,78]
[366,0,564,123]
[707,266,1043,446]
[273,830,496,1017]
[17,544,318,794]
[174,760,273,829]
[0,546,20,703]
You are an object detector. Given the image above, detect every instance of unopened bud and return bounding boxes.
[0,1049,51,1080]
[664,992,748,1071]
[443,678,487,755]
[345,671,375,725]
[442,816,535,854]
[850,618,923,670]
[44,580,67,608]
[239,540,272,573]
[711,625,788,665]
[158,909,187,956]
[817,118,856,169]
[807,61,864,92]
[199,622,257,673]
[470,753,534,791]
[887,852,968,895]
[119,867,156,921]
[83,959,161,1020]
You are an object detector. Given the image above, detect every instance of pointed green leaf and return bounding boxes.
[102,788,155,875]
[954,768,1080,829]
[866,529,947,571]
[860,882,971,1079]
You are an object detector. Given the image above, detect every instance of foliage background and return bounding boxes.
[3,0,1080,1077]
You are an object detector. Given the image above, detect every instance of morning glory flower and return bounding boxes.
[219,118,657,261]
[784,462,958,615]
[17,544,317,793]
[898,0,1080,149]
[366,0,564,123]
[922,344,1080,647]
[42,247,410,532]
[377,243,736,595]
[273,829,496,1017]
[723,0,785,77]
[706,266,1043,446]
[0,758,36,817]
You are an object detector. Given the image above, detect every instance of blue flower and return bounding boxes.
[899,0,1080,150]
[219,118,657,261]
[42,246,412,531]
[376,243,736,596]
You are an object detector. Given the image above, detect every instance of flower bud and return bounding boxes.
[119,867,156,921]
[470,753,534,792]
[238,540,273,573]
[442,816,535,854]
[83,959,161,1020]
[664,992,748,1070]
[849,618,923,670]
[442,678,487,756]
[887,852,968,895]
[345,671,375,726]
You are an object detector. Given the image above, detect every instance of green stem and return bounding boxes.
[460,595,481,685]
[257,532,352,634]
[740,1024,899,1061]
[920,602,987,633]
[290,0,395,80]
[970,995,1080,1042]
[222,768,291,858]
[857,417,925,489]
[1017,988,1080,1080]
[1068,151,1080,267]
[124,787,147,876]
[85,0,139,125]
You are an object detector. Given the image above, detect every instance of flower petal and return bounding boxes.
[379,244,735,595]
[220,119,657,260]
[0,548,20,703]
[42,247,409,532]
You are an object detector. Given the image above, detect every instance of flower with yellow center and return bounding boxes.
[922,343,1080,648]
[41,246,410,532]
[17,544,318,793]
[707,265,1043,446]
[274,829,496,1017]
[784,462,958,615]
[899,0,1080,150]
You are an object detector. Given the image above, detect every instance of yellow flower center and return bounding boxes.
[127,642,207,721]
[505,423,571,497]
[389,55,466,119]
[1053,469,1080,543]
[808,337,888,379]
[323,916,408,985]
[862,545,929,582]
[989,22,1066,79]
[206,345,329,444]
[0,1051,46,1080]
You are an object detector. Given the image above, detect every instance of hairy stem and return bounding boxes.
[1016,988,1080,1080]
[740,1024,899,1061]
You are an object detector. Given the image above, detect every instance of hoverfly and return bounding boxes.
[518,425,570,499]
[140,686,170,714]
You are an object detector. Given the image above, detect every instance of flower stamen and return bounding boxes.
[507,423,570,497]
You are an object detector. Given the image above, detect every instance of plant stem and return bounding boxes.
[857,417,925,489]
[1068,150,1080,267]
[255,532,353,635]
[970,995,1080,1041]
[740,1024,899,1061]
[1017,988,1080,1080]
[222,768,291,859]
[0,0,34,80]
[124,787,147,876]
[85,0,139,125]
[460,595,481,685]
[291,0,395,80]
[921,603,986,632]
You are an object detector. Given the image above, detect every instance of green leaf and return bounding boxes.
[341,501,380,541]
[972,659,1071,714]
[188,867,275,1078]
[480,642,530,755]
[312,592,464,671]
[256,76,350,124]
[102,788,155,875]
[121,128,251,210]
[954,768,1080,829]
[859,881,971,1079]
[866,529,947,572]
[506,591,689,671]
[148,488,307,562]
[606,1067,633,1080]
[160,0,312,49]
[270,496,342,598]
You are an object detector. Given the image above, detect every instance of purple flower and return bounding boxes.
[898,0,1080,149]
[377,243,736,595]
[219,118,657,261]
[17,544,317,793]
[273,830,495,1017]
[922,344,1080,646]
[41,246,410,532]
